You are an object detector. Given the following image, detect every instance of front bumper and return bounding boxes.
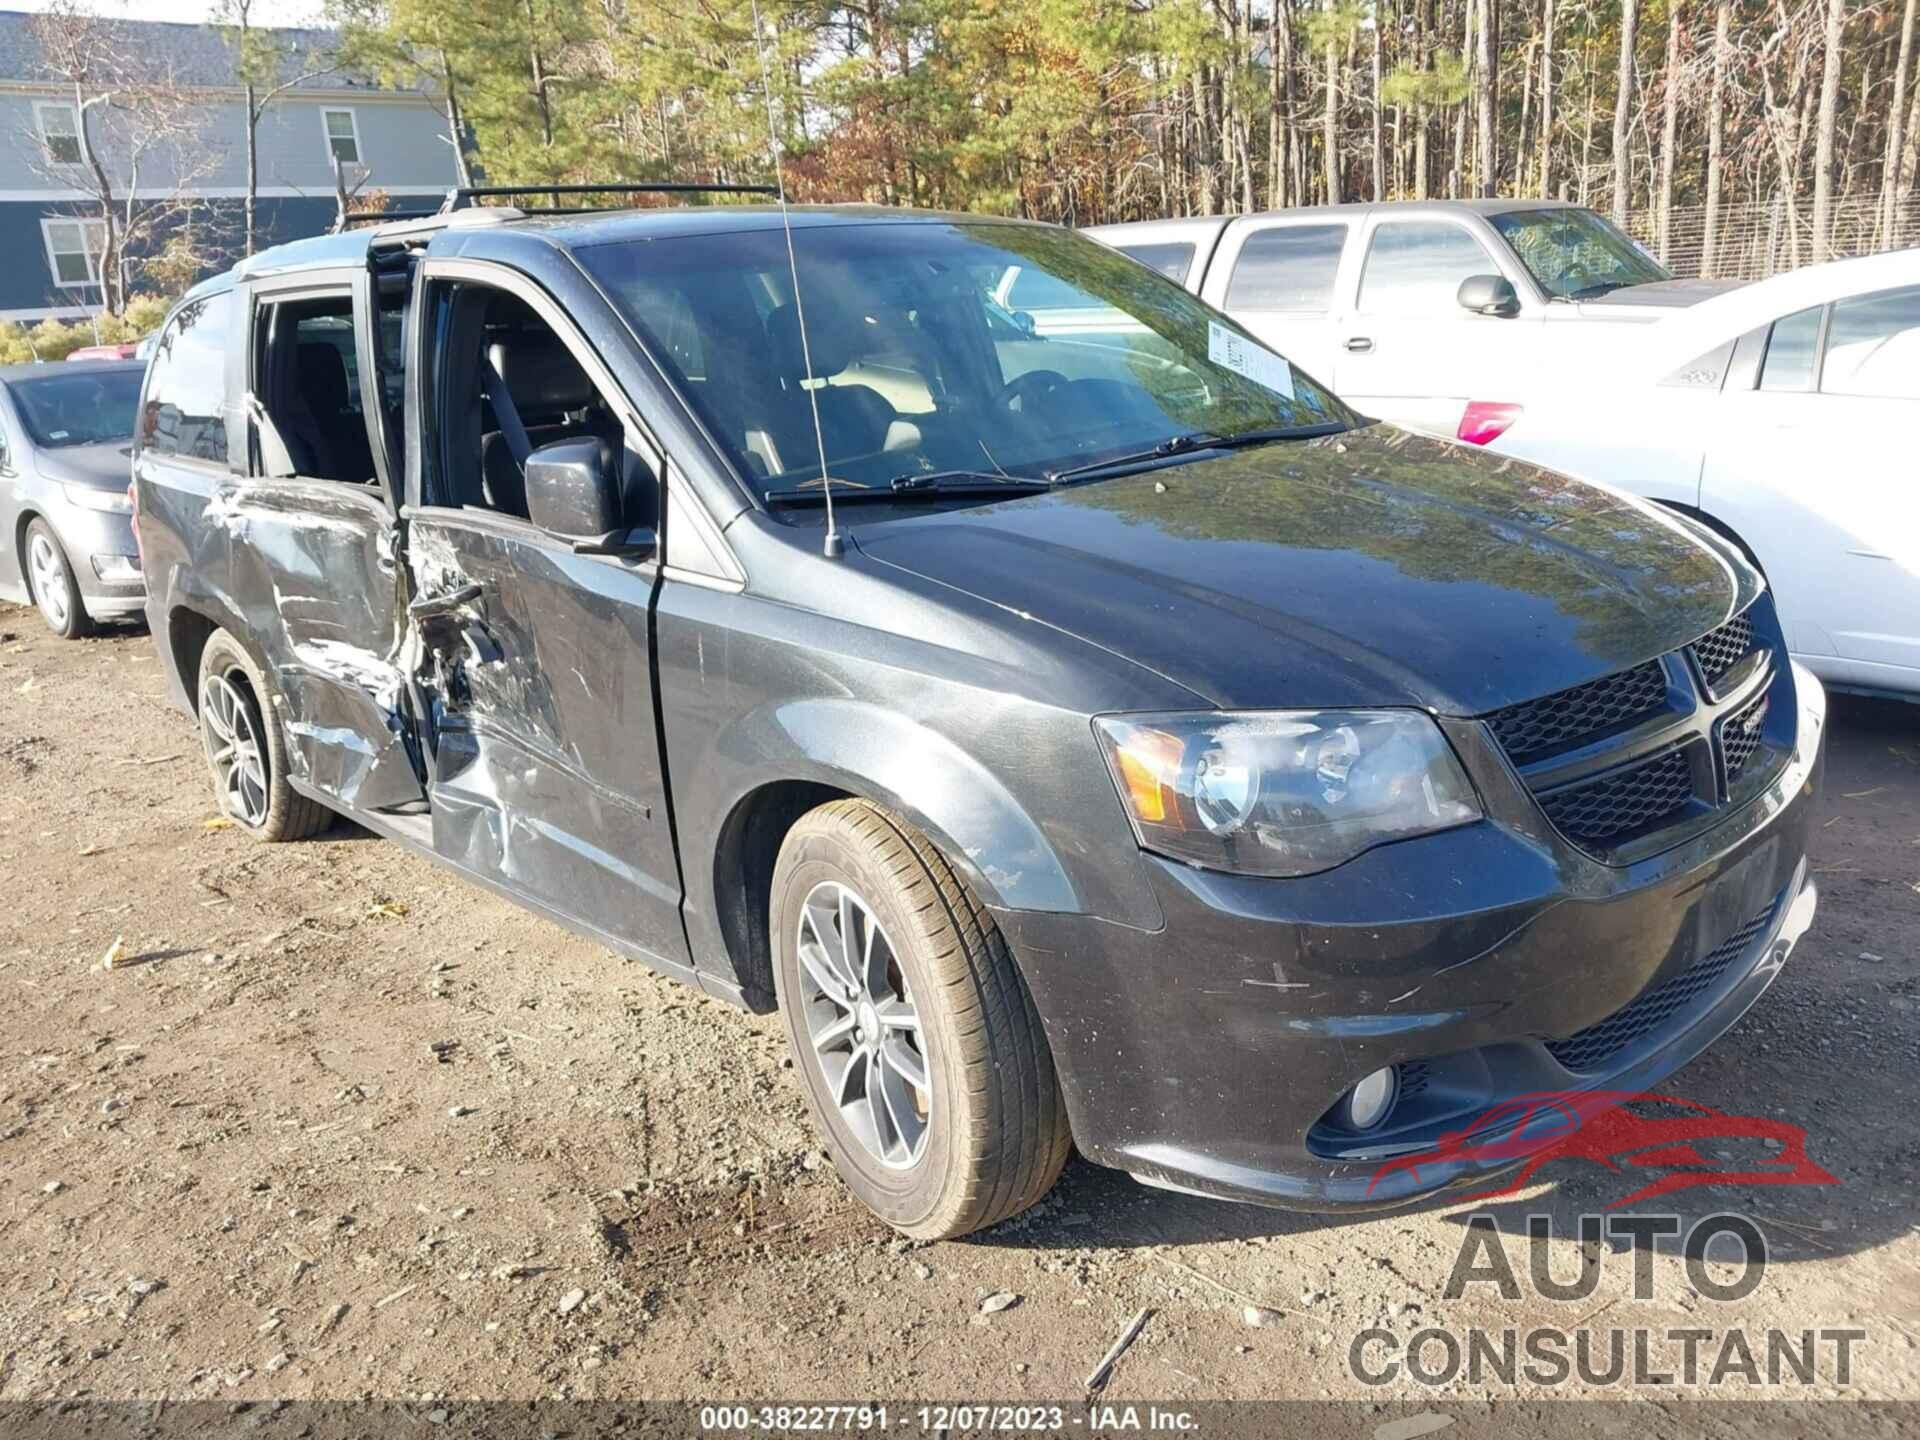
[53,503,145,616]
[999,663,1827,1211]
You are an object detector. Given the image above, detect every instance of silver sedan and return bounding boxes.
[0,360,146,638]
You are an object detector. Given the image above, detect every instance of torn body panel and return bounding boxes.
[221,477,425,813]
[406,511,687,970]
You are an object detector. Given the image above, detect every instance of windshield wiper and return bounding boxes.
[764,472,1049,506]
[1564,281,1628,301]
[887,469,1049,493]
[1045,423,1347,485]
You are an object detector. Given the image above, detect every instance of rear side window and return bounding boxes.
[1118,242,1196,284]
[1225,224,1347,311]
[1759,305,1822,392]
[1821,285,1920,399]
[1358,221,1500,316]
[141,290,232,463]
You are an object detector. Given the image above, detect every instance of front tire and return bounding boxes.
[772,799,1070,1239]
[23,518,93,640]
[196,629,330,841]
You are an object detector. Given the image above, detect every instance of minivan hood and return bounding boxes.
[33,440,134,490]
[854,426,1754,714]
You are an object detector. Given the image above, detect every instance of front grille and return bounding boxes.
[1485,660,1670,764]
[1538,745,1696,846]
[1481,598,1785,859]
[1691,612,1756,689]
[1721,694,1769,782]
[1546,898,1778,1073]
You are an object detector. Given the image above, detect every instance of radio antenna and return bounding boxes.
[750,0,841,559]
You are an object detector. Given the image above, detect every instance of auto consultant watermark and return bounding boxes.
[1349,1211,1867,1388]
[1350,1091,1862,1391]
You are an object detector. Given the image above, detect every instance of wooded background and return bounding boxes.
[327,0,1920,279]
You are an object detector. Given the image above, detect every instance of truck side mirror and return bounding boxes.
[525,438,649,557]
[1457,274,1521,318]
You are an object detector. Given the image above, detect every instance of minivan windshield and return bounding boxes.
[1489,208,1671,300]
[11,368,144,448]
[578,221,1354,505]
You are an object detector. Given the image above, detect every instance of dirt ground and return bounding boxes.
[1,603,1916,1408]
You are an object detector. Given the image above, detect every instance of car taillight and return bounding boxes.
[1457,401,1522,446]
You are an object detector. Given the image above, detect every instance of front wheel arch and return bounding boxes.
[168,606,223,713]
[1654,499,1768,578]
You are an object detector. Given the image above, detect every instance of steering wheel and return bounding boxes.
[993,369,1070,416]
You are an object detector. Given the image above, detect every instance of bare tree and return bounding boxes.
[1904,71,1920,209]
[1371,6,1385,199]
[1537,0,1556,196]
[1476,0,1499,195]
[1810,0,1847,259]
[23,3,218,315]
[1324,20,1343,203]
[1758,0,1819,266]
[1884,0,1916,239]
[1612,0,1641,223]
[1656,0,1683,260]
[216,0,342,257]
[1702,0,1731,275]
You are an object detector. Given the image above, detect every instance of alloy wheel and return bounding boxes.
[795,880,933,1169]
[27,532,71,631]
[200,671,271,827]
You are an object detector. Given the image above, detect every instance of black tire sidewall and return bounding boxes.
[771,821,964,1231]
[196,630,302,839]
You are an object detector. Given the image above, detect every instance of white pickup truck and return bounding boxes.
[1086,199,1740,441]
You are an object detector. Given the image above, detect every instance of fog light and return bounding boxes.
[1344,1066,1399,1131]
[91,553,141,582]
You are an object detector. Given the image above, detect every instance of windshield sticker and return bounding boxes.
[1208,321,1295,400]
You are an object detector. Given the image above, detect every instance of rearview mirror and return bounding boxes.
[1457,274,1521,317]
[525,438,649,557]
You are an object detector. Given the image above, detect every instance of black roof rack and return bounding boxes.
[334,181,781,237]
[440,182,776,212]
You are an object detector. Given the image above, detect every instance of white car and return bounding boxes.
[1088,200,1737,437]
[1484,248,1920,700]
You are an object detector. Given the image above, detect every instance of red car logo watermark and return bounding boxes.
[1368,1090,1838,1208]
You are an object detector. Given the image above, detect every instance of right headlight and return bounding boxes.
[1093,709,1481,877]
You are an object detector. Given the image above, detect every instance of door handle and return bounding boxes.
[408,581,483,620]
[1344,336,1374,353]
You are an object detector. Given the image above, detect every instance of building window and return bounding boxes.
[42,218,107,288]
[322,108,361,167]
[36,102,82,165]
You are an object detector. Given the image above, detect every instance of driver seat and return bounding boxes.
[756,303,905,474]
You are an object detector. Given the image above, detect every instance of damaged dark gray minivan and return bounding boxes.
[133,197,1825,1238]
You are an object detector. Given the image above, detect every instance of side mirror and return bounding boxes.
[1457,273,1521,317]
[525,438,649,557]
[1011,309,1038,336]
